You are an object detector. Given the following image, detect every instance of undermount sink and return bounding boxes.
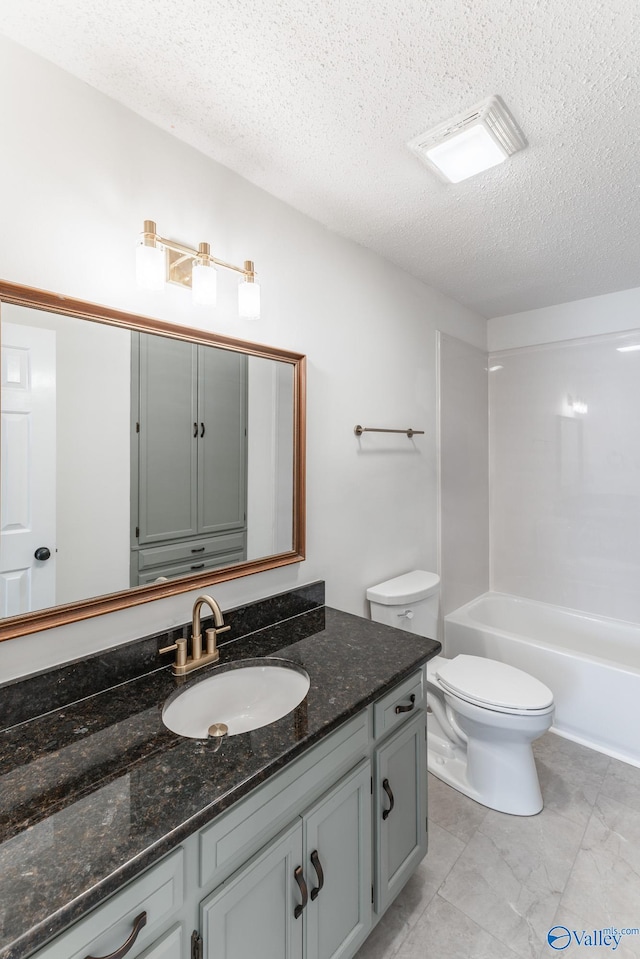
[162,660,310,739]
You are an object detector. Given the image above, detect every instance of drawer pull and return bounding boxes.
[191,547,206,553]
[395,694,416,714]
[85,911,147,959]
[294,865,308,918]
[382,778,395,820]
[310,849,324,900]
[190,563,205,570]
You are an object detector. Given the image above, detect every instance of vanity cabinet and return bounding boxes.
[200,761,372,959]
[130,333,248,584]
[27,669,428,959]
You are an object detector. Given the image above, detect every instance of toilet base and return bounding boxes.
[427,727,482,804]
[427,709,545,816]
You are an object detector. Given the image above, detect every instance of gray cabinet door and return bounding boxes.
[374,711,428,914]
[197,346,247,535]
[304,761,372,959]
[201,820,304,959]
[137,334,198,544]
[134,336,248,555]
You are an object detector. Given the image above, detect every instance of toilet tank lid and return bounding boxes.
[366,570,440,605]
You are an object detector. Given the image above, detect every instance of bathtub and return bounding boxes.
[444,592,640,767]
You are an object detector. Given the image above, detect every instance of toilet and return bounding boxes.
[367,571,554,816]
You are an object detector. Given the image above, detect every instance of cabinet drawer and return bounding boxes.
[137,532,246,571]
[373,669,424,740]
[136,924,183,959]
[34,849,184,959]
[199,711,369,889]
[137,553,245,585]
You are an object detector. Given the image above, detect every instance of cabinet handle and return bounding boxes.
[193,422,198,438]
[191,547,205,553]
[84,911,147,959]
[310,849,324,900]
[395,694,416,714]
[382,778,395,820]
[294,865,308,918]
[200,422,205,437]
[190,563,205,570]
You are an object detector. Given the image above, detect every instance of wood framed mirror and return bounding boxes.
[0,281,306,640]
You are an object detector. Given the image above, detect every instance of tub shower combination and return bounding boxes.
[445,592,640,768]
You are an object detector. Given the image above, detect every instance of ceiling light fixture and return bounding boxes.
[135,221,260,318]
[407,96,527,184]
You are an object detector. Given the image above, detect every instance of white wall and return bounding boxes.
[246,357,294,559]
[488,286,640,352]
[3,305,130,605]
[437,334,489,620]
[0,35,485,681]
[489,288,640,622]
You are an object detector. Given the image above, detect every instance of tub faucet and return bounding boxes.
[160,594,230,676]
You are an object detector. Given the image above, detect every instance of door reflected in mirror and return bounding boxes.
[0,288,304,634]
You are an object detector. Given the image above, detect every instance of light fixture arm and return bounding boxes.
[143,220,255,280]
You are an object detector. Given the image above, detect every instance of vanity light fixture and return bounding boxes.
[408,96,527,184]
[135,220,260,318]
[565,394,588,416]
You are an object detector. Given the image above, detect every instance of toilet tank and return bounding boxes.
[367,570,440,639]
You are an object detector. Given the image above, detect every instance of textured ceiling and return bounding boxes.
[1,0,639,317]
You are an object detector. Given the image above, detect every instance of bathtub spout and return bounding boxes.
[427,692,467,746]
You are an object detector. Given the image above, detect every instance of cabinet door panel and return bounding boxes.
[137,335,198,544]
[201,821,303,959]
[374,712,427,914]
[197,347,247,536]
[304,761,372,959]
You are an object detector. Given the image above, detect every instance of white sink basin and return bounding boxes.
[162,661,310,739]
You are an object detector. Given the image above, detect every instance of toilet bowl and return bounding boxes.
[367,571,554,816]
[426,654,554,815]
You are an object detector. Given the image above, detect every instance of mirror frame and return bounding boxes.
[0,280,306,640]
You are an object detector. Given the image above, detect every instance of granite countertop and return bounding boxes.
[0,605,440,959]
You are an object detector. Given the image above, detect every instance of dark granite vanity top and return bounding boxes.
[0,592,439,959]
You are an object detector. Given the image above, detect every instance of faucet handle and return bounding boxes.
[159,638,188,667]
[205,628,221,660]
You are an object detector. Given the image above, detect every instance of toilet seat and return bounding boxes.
[436,655,554,715]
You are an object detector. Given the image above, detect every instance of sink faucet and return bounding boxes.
[191,594,228,661]
[160,594,230,676]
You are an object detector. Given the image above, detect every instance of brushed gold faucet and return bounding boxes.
[160,594,230,676]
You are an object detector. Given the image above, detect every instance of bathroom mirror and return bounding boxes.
[0,281,306,640]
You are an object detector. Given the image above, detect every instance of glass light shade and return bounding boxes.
[426,123,507,183]
[192,261,218,307]
[135,241,165,291]
[238,281,261,319]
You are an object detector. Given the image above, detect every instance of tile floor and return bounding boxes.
[355,733,640,959]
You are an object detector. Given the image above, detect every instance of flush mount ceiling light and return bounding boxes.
[135,220,260,319]
[407,96,527,184]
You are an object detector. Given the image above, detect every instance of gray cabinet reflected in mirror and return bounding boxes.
[0,281,305,641]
